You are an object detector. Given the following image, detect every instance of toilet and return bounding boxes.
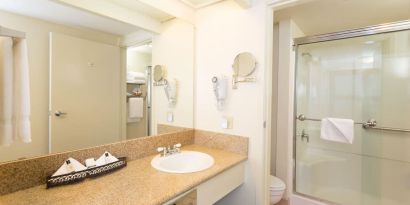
[270,175,286,204]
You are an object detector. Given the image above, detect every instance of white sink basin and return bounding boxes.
[151,151,214,173]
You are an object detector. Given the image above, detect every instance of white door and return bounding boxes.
[49,33,121,153]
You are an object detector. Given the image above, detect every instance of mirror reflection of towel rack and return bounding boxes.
[296,114,410,133]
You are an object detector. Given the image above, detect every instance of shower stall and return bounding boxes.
[293,21,410,205]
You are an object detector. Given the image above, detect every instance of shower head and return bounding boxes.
[301,52,320,63]
[301,52,312,63]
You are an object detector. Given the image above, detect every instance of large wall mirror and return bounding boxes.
[0,1,194,163]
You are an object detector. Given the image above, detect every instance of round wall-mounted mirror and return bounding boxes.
[153,65,164,82]
[232,52,256,77]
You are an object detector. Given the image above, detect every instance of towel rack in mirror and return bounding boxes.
[296,114,410,133]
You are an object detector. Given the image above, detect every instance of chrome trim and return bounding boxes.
[146,66,152,136]
[297,114,410,133]
[292,45,298,199]
[294,20,410,46]
[365,125,410,133]
[297,114,365,125]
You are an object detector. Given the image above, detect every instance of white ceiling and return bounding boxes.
[109,0,174,22]
[180,0,225,9]
[128,43,152,54]
[0,0,145,36]
[275,0,410,36]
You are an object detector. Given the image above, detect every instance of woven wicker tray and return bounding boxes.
[46,157,127,188]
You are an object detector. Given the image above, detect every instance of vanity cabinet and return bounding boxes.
[164,162,245,205]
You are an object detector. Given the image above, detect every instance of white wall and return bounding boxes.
[127,51,151,73]
[152,18,195,134]
[195,1,268,204]
[0,10,120,162]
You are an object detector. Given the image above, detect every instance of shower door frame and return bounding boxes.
[292,20,410,204]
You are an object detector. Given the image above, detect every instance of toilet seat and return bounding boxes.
[270,176,286,191]
[269,175,286,204]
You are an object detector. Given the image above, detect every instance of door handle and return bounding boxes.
[54,110,67,117]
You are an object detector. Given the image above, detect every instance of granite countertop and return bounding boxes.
[0,145,247,205]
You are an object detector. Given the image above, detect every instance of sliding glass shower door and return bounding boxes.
[294,24,410,205]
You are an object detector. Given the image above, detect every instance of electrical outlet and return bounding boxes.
[221,117,232,129]
[167,112,174,122]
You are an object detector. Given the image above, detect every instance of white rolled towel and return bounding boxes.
[127,71,146,82]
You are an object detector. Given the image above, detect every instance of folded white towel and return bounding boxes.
[127,97,143,123]
[52,158,87,177]
[321,118,354,144]
[95,152,119,166]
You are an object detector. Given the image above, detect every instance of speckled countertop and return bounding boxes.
[0,145,247,205]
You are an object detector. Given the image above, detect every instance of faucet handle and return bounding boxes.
[173,143,181,153]
[157,147,168,157]
[157,147,165,152]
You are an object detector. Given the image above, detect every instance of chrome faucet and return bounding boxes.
[157,143,181,157]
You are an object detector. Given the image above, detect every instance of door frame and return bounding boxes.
[121,38,153,138]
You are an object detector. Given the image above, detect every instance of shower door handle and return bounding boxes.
[54,110,67,117]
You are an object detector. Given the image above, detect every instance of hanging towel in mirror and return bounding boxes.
[0,37,14,145]
[127,97,143,123]
[13,38,31,144]
[0,37,31,146]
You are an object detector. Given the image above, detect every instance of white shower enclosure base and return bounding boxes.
[290,194,329,205]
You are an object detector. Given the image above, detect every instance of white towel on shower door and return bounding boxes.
[13,38,31,144]
[320,118,354,144]
[0,37,14,145]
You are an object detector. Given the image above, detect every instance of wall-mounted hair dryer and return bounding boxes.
[212,76,227,110]
[164,79,177,106]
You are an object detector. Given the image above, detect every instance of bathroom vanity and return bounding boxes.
[0,130,248,205]
[0,145,245,205]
